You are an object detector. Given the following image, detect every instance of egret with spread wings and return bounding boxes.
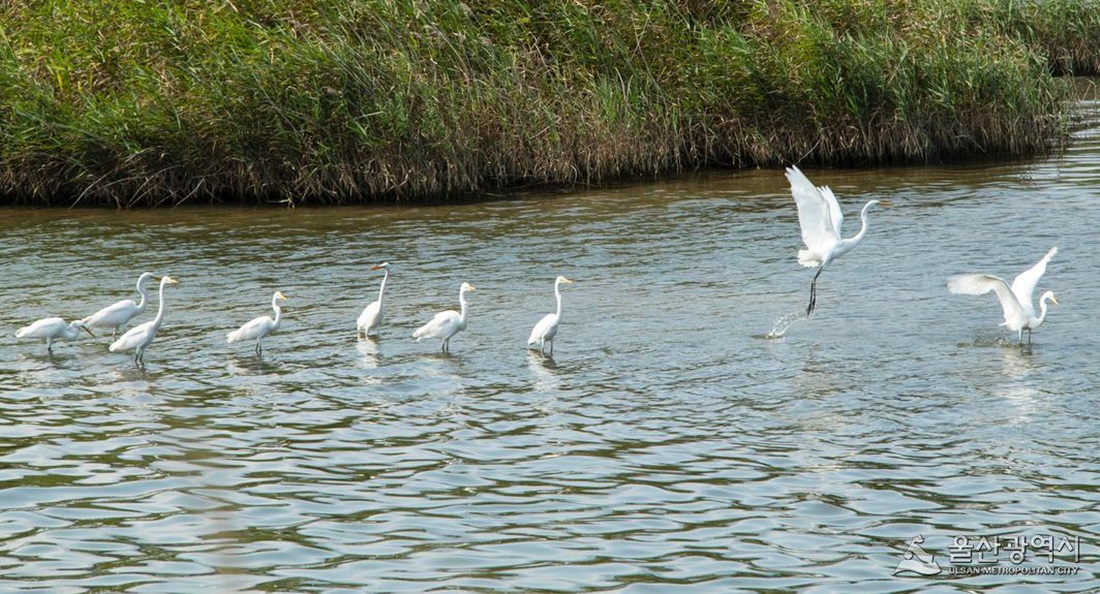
[947,247,1058,344]
[786,166,890,315]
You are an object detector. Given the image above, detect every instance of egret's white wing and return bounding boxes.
[83,299,140,328]
[528,313,557,344]
[110,320,155,352]
[227,316,274,343]
[358,301,381,331]
[948,273,1028,324]
[16,317,66,338]
[818,184,844,238]
[786,166,841,252]
[1009,247,1057,311]
[414,310,459,340]
[17,314,70,338]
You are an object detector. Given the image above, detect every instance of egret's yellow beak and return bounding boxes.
[878,199,893,208]
[563,278,575,284]
[1051,295,1059,306]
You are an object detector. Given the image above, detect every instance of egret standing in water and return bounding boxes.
[528,276,574,355]
[227,291,288,356]
[413,282,475,352]
[16,317,94,353]
[357,262,392,338]
[786,166,890,315]
[947,247,1059,345]
[109,275,179,365]
[82,272,157,339]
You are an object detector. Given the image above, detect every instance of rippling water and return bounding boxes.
[3,99,1100,592]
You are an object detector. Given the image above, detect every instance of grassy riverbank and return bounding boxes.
[1,0,1098,206]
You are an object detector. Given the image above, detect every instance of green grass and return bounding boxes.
[0,0,1097,206]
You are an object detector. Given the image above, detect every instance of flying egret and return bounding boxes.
[15,317,94,352]
[528,276,574,355]
[947,247,1058,345]
[413,282,475,352]
[786,165,890,315]
[227,291,288,356]
[357,262,392,338]
[82,272,157,339]
[109,275,178,365]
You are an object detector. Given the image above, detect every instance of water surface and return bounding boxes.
[1,102,1099,592]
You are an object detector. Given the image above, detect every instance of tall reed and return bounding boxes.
[0,0,1095,206]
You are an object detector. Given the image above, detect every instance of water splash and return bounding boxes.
[764,312,808,340]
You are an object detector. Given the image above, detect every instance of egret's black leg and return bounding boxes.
[807,268,824,316]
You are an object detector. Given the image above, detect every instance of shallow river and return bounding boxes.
[2,103,1099,590]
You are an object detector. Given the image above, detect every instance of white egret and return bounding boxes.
[227,291,288,356]
[15,317,94,352]
[786,165,890,315]
[109,275,178,365]
[413,282,475,352]
[357,262,392,338]
[947,247,1058,345]
[527,276,574,355]
[82,272,157,339]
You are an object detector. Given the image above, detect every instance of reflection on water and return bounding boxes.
[2,107,1100,591]
[526,350,561,392]
[355,336,382,370]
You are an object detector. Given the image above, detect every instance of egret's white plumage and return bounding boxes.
[413,282,475,352]
[109,275,178,365]
[227,291,287,356]
[786,165,890,315]
[16,317,93,352]
[947,247,1058,344]
[528,276,574,355]
[82,272,157,339]
[357,262,392,338]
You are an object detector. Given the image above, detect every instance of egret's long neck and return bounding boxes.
[377,269,389,305]
[135,279,150,311]
[1036,295,1053,325]
[838,201,876,254]
[851,201,876,243]
[271,295,283,330]
[152,279,169,328]
[458,289,469,325]
[554,282,564,320]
